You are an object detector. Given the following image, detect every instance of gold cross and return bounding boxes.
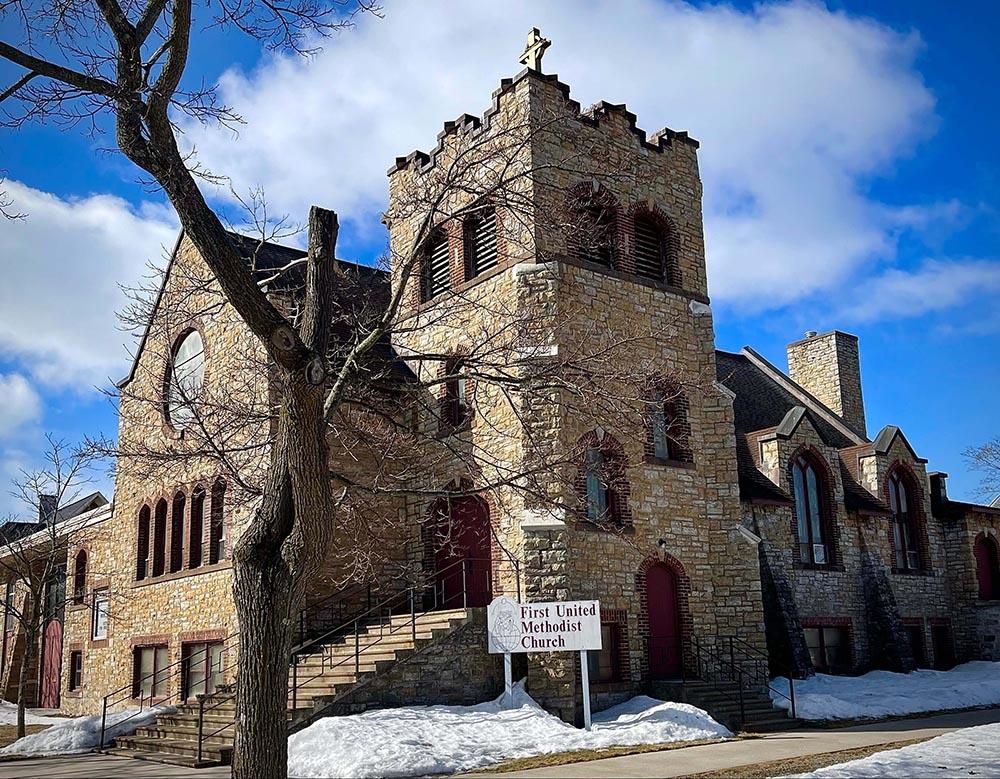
[519,28,551,72]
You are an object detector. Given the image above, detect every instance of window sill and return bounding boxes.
[793,563,845,573]
[90,638,109,649]
[436,420,474,439]
[573,518,635,535]
[561,256,709,304]
[132,560,231,588]
[890,567,933,577]
[643,456,696,470]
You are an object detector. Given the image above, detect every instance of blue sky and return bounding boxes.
[0,0,998,512]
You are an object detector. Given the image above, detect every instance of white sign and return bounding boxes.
[487,596,602,654]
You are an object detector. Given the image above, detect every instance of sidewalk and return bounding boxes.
[492,707,1000,778]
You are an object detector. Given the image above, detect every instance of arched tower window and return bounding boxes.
[152,499,167,577]
[634,213,666,281]
[464,207,499,279]
[975,533,1000,600]
[577,431,630,529]
[136,505,151,581]
[421,230,451,302]
[72,550,87,605]
[647,383,692,463]
[791,452,832,565]
[439,357,471,431]
[888,467,921,571]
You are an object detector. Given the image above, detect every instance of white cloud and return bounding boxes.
[0,181,177,387]
[182,0,936,305]
[840,259,1000,322]
[0,374,41,439]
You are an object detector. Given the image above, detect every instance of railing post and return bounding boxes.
[789,673,797,719]
[729,636,735,683]
[461,561,468,609]
[299,610,305,646]
[410,587,416,643]
[354,619,360,676]
[737,668,745,729]
[197,695,205,765]
[515,560,522,601]
[292,655,298,711]
[99,697,108,749]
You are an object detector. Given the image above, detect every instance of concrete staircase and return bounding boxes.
[680,679,802,733]
[107,608,471,768]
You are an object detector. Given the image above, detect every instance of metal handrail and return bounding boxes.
[686,635,749,727]
[193,555,522,761]
[98,632,238,750]
[720,634,797,719]
[294,578,375,647]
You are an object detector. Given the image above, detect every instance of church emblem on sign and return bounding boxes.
[488,596,523,653]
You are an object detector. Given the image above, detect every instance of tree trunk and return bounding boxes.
[16,625,36,739]
[232,372,332,779]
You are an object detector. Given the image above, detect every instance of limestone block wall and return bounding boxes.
[941,506,1000,661]
[786,331,866,437]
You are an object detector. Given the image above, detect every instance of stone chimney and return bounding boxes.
[38,494,58,523]
[786,330,867,437]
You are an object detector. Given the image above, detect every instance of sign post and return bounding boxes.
[487,595,601,729]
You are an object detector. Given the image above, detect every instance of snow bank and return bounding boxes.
[0,701,67,726]
[787,722,1000,777]
[287,681,730,778]
[0,705,175,756]
[771,661,1000,721]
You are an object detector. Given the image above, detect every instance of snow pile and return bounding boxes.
[771,661,1000,721]
[0,701,67,726]
[788,722,1000,777]
[0,705,175,756]
[288,681,730,778]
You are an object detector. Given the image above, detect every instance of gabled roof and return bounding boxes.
[119,230,389,388]
[872,425,927,464]
[0,491,110,544]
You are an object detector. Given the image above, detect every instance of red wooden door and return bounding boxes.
[435,497,492,608]
[975,536,998,599]
[646,563,681,679]
[40,619,62,709]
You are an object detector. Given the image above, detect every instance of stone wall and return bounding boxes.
[786,331,866,437]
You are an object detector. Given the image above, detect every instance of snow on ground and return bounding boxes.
[0,705,175,756]
[288,681,730,778]
[0,700,67,726]
[787,722,1000,777]
[770,661,1000,721]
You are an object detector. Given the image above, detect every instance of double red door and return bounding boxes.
[40,619,63,708]
[434,497,492,608]
[646,562,682,679]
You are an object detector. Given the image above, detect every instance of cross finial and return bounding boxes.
[519,28,551,72]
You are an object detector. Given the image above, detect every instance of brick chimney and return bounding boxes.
[38,494,58,522]
[786,330,867,437]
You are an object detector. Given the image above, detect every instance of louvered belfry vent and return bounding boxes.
[423,232,451,300]
[634,214,665,281]
[466,209,498,278]
[579,205,615,267]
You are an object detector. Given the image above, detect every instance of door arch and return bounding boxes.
[640,556,689,679]
[431,495,493,608]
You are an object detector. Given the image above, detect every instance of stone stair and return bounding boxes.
[107,607,470,768]
[680,679,803,733]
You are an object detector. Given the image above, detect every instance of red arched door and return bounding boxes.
[646,562,682,679]
[434,496,492,608]
[40,619,63,708]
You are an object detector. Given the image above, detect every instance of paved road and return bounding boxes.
[494,707,1000,778]
[0,708,997,778]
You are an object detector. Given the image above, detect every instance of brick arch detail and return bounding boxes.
[884,460,932,572]
[786,443,840,566]
[624,201,683,286]
[636,553,694,680]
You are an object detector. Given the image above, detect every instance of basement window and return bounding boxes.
[133,645,169,699]
[804,625,849,674]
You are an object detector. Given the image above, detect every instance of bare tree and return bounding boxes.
[0,437,106,738]
[2,3,703,774]
[964,437,1000,502]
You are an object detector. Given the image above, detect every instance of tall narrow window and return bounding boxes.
[165,330,205,430]
[182,641,224,699]
[72,550,87,605]
[889,470,921,571]
[648,390,692,463]
[464,208,499,279]
[92,589,109,640]
[189,487,205,569]
[974,534,1000,600]
[421,231,451,301]
[136,505,151,581]
[579,435,629,529]
[132,645,169,699]
[69,651,83,691]
[169,492,185,574]
[209,480,226,565]
[586,622,622,683]
[577,203,616,267]
[634,214,666,281]
[441,359,470,430]
[152,499,167,577]
[585,448,610,521]
[792,454,829,565]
